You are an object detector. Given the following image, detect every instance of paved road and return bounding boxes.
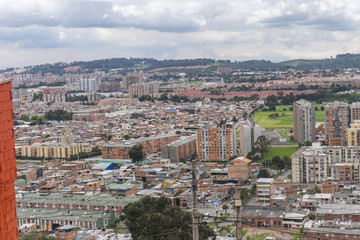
[278,169,292,179]
[262,130,291,147]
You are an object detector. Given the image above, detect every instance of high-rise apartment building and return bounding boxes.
[350,102,360,122]
[238,119,261,156]
[348,120,360,146]
[0,79,18,239]
[197,124,236,161]
[291,144,360,185]
[129,82,159,98]
[43,88,67,104]
[293,100,315,144]
[79,78,98,92]
[161,135,197,163]
[325,101,350,146]
[124,71,144,89]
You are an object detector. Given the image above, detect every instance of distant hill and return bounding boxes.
[7,53,360,75]
[278,53,360,70]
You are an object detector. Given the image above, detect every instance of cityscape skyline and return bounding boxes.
[1,0,360,69]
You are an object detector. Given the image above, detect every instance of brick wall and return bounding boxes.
[0,80,18,239]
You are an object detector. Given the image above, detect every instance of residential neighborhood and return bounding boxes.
[1,56,360,239]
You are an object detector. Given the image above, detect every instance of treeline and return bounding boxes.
[265,88,360,108]
[67,95,88,102]
[44,110,73,121]
[11,53,360,75]
[20,109,73,125]
[68,147,101,161]
[15,81,66,90]
[279,53,360,70]
[23,58,216,75]
[139,94,191,103]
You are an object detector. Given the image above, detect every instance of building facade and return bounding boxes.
[79,78,98,92]
[20,143,84,159]
[0,79,18,239]
[129,82,159,98]
[293,100,315,144]
[197,125,236,161]
[347,120,360,146]
[257,178,275,205]
[228,157,252,180]
[292,144,360,185]
[124,71,144,89]
[325,101,350,146]
[43,88,67,104]
[103,134,177,159]
[350,102,360,122]
[161,135,197,163]
[238,119,261,156]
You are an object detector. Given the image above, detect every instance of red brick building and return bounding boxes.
[0,79,18,239]
[102,134,177,159]
[228,157,252,180]
[197,125,236,161]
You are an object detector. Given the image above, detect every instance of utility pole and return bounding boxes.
[235,178,242,240]
[192,160,199,240]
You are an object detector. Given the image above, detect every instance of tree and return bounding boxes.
[258,169,271,178]
[308,213,316,220]
[254,136,270,157]
[159,93,169,101]
[282,156,291,168]
[96,218,104,229]
[128,144,145,164]
[314,185,322,194]
[271,156,285,169]
[107,212,116,228]
[123,196,215,240]
[222,204,229,213]
[21,114,30,121]
[228,155,238,161]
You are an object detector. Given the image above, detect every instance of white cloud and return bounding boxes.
[1,0,360,68]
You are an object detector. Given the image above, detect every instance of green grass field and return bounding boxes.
[253,105,324,128]
[262,147,300,161]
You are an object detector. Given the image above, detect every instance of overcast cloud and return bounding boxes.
[1,0,360,69]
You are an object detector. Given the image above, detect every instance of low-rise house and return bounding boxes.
[242,205,287,229]
[299,193,332,210]
[106,182,138,197]
[282,213,306,229]
[316,204,360,221]
[227,157,252,180]
[304,220,360,240]
[257,178,275,205]
[16,193,139,215]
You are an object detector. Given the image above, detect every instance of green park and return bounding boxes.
[252,105,324,129]
[249,104,325,167]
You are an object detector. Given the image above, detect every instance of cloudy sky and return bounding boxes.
[1,0,360,69]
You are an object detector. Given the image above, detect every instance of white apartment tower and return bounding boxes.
[238,119,261,156]
[293,100,315,144]
[79,78,98,92]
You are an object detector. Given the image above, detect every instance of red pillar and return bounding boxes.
[0,79,18,239]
